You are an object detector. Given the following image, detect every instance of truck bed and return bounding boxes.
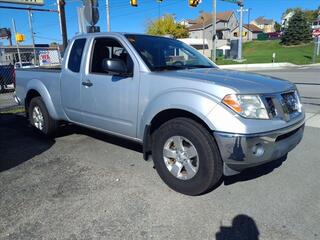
[15,67,65,118]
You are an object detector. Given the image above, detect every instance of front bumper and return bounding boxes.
[214,119,305,176]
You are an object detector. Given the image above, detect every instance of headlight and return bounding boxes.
[222,94,269,119]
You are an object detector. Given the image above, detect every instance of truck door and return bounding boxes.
[61,38,87,122]
[80,37,139,138]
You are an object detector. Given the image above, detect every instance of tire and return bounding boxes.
[151,117,223,195]
[0,78,4,93]
[28,97,58,136]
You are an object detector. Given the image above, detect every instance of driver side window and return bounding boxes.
[90,38,134,74]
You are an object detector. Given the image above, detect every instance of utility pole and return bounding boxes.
[57,0,68,51]
[106,0,110,31]
[11,19,22,65]
[247,8,251,41]
[237,2,244,60]
[201,14,205,54]
[8,30,12,46]
[211,0,216,62]
[28,10,37,65]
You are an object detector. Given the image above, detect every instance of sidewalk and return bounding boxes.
[0,91,18,112]
[305,112,320,129]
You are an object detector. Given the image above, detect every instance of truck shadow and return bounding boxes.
[56,123,142,153]
[224,155,287,185]
[215,214,260,240]
[0,113,55,172]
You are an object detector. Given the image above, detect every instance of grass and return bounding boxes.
[0,107,25,114]
[216,40,320,65]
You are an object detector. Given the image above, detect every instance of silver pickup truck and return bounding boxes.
[15,33,305,195]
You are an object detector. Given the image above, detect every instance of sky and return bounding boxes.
[0,0,319,45]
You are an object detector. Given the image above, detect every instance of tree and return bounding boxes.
[282,7,319,24]
[50,42,59,47]
[304,9,318,23]
[146,14,189,39]
[281,11,312,45]
[274,21,281,32]
[282,8,301,18]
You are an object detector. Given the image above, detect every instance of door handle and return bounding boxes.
[82,80,93,87]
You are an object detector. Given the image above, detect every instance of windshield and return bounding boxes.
[125,34,215,71]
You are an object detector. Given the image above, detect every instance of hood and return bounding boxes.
[155,68,295,94]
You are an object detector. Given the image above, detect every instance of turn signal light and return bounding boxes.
[222,95,242,113]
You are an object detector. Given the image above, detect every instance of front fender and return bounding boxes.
[26,79,59,119]
[138,89,219,139]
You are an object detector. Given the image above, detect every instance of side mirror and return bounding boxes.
[102,59,131,77]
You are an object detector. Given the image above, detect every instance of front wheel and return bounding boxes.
[152,118,223,195]
[28,97,58,136]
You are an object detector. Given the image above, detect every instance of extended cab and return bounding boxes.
[15,33,305,195]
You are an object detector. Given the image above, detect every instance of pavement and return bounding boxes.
[0,67,320,240]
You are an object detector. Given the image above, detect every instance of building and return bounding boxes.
[281,11,295,29]
[231,24,263,41]
[251,17,275,33]
[187,11,238,51]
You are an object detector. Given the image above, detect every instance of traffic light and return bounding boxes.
[189,0,200,7]
[130,0,138,7]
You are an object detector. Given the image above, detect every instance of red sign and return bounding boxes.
[313,29,320,37]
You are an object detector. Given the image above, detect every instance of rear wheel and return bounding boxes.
[0,78,5,92]
[28,97,58,135]
[151,117,223,195]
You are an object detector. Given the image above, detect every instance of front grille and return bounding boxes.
[265,97,277,118]
[275,126,302,142]
[261,90,301,121]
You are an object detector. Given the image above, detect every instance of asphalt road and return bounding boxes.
[0,68,320,240]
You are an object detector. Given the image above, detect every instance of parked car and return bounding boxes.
[0,64,15,92]
[14,62,35,69]
[267,32,282,40]
[14,33,305,195]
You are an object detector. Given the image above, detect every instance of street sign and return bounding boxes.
[313,29,320,37]
[83,0,99,26]
[0,0,44,6]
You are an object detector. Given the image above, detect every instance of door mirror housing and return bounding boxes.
[102,59,132,77]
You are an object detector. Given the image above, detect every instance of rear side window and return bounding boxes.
[68,38,86,73]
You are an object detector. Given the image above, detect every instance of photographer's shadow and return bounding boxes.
[216,214,260,240]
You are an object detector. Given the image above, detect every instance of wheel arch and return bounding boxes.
[25,79,58,119]
[142,108,216,160]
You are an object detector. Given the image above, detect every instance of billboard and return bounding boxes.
[39,50,61,66]
[0,0,44,5]
[0,28,11,39]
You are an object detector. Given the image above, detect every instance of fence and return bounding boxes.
[0,46,62,93]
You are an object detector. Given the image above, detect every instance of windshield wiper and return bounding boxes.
[152,65,187,71]
[185,65,215,69]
